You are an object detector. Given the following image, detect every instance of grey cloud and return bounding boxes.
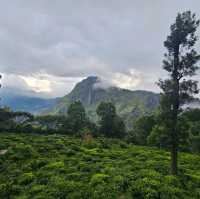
[0,0,200,96]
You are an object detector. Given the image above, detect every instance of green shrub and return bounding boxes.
[0,133,199,198]
[90,173,110,186]
[19,172,35,185]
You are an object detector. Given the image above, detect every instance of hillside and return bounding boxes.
[0,133,199,198]
[48,76,160,128]
[1,90,58,114]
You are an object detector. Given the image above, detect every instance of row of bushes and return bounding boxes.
[0,133,200,198]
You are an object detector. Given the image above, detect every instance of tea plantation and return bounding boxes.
[0,133,200,199]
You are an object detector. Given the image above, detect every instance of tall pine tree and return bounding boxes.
[159,11,200,175]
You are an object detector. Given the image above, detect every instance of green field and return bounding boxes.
[0,133,200,199]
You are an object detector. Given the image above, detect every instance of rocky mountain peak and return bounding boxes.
[67,76,101,106]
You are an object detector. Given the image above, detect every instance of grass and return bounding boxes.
[0,133,200,199]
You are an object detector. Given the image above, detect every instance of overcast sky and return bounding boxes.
[1,0,200,98]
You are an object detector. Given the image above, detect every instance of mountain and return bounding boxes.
[47,76,160,128]
[1,90,58,114]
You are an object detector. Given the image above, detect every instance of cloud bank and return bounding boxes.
[0,0,200,97]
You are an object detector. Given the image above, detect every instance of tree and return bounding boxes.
[96,102,116,137]
[96,102,126,138]
[67,101,88,134]
[181,108,200,122]
[158,11,200,175]
[132,115,156,145]
[147,124,170,148]
[36,115,66,133]
[147,116,190,151]
[113,115,126,138]
[181,108,200,153]
[188,122,200,153]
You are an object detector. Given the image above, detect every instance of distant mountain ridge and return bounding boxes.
[47,76,160,128]
[1,90,58,114]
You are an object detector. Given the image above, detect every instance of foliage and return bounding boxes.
[129,115,156,145]
[0,133,199,198]
[1,102,200,154]
[0,103,98,137]
[97,102,126,138]
[66,101,87,133]
[147,124,170,148]
[0,108,33,132]
[188,121,200,153]
[65,101,97,136]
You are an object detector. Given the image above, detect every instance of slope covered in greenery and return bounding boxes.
[48,76,160,128]
[0,133,199,199]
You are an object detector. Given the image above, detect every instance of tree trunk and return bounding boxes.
[171,84,179,175]
[171,138,178,175]
[171,46,180,175]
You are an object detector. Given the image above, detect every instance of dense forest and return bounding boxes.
[0,11,200,199]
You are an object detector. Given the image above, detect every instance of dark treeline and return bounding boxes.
[0,101,126,139]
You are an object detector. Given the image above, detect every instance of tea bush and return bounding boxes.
[0,133,199,198]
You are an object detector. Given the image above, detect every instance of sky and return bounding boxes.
[0,0,200,98]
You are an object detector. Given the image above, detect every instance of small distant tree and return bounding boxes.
[132,115,156,145]
[181,108,200,121]
[36,115,65,132]
[114,115,126,138]
[96,102,126,138]
[0,107,15,132]
[67,101,88,134]
[158,11,200,175]
[147,124,170,148]
[188,122,200,153]
[181,108,200,153]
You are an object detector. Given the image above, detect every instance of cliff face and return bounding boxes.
[67,76,99,106]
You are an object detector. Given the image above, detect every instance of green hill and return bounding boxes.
[47,76,160,128]
[0,133,199,198]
